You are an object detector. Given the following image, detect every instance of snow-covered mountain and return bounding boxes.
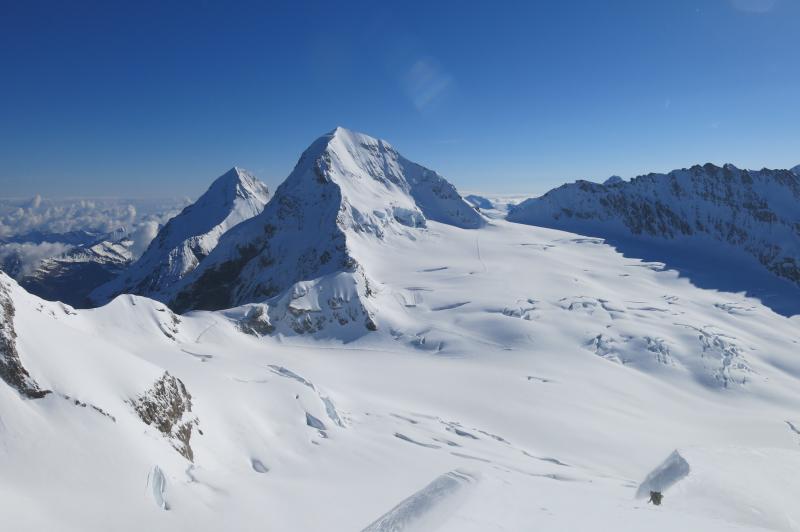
[1,228,111,247]
[2,204,800,531]
[508,163,800,290]
[90,168,269,305]
[464,194,494,209]
[20,236,134,307]
[167,127,484,336]
[792,164,800,176]
[4,131,800,531]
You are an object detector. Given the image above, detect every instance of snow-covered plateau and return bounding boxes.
[1,129,799,532]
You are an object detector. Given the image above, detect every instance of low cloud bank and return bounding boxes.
[0,196,190,278]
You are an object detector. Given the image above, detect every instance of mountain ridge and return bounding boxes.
[167,127,484,337]
[89,167,269,305]
[508,162,800,291]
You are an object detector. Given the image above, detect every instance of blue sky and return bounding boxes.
[1,0,799,198]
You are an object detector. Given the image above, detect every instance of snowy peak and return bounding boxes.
[792,164,800,176]
[167,128,482,334]
[154,166,269,254]
[89,168,269,304]
[208,166,269,207]
[289,126,484,233]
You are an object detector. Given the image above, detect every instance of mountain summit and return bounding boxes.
[90,167,269,304]
[168,127,483,334]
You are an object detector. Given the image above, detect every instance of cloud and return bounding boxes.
[0,197,186,240]
[130,220,160,257]
[0,242,74,278]
[0,196,189,271]
[730,0,778,13]
[404,58,453,111]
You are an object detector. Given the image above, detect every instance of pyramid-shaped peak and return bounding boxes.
[331,126,388,142]
[89,167,270,305]
[204,167,269,207]
[215,165,266,190]
[302,127,400,159]
[285,128,484,230]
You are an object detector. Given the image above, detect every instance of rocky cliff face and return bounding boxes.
[131,372,198,461]
[0,276,49,398]
[90,168,269,305]
[508,163,800,287]
[169,128,483,336]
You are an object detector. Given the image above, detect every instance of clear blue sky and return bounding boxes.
[1,0,799,198]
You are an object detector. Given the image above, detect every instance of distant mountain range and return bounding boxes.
[508,163,800,290]
[20,236,135,307]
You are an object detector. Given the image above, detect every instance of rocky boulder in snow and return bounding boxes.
[131,371,198,461]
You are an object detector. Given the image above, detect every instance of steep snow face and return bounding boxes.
[21,238,134,307]
[168,128,482,332]
[508,163,800,288]
[792,164,800,176]
[90,168,269,304]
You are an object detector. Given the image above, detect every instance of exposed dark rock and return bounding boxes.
[238,305,274,336]
[131,372,198,461]
[0,280,50,399]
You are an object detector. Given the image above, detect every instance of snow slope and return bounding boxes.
[2,211,800,531]
[167,128,484,337]
[507,163,800,294]
[89,167,269,305]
